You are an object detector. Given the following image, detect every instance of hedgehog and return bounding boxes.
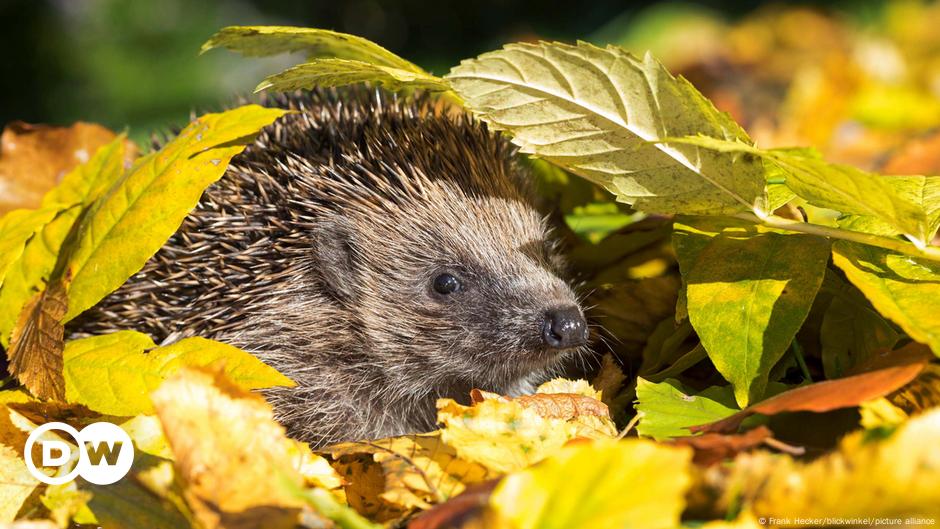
[68,88,590,447]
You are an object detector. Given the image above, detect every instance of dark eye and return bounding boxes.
[432,273,461,295]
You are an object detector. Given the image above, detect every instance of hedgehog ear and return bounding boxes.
[314,216,359,303]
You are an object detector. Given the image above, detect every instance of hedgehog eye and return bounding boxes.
[432,273,461,295]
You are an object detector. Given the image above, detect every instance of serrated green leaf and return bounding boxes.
[832,241,940,355]
[667,135,938,245]
[674,216,830,406]
[63,330,294,416]
[635,378,738,439]
[202,26,427,74]
[490,438,692,529]
[255,58,450,94]
[62,105,288,322]
[446,42,767,216]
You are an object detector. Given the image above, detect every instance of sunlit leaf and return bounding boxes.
[437,379,616,474]
[635,378,738,439]
[255,59,450,94]
[489,439,692,529]
[832,241,940,355]
[328,435,493,516]
[202,26,427,73]
[674,216,829,406]
[6,280,69,400]
[151,368,304,529]
[667,135,939,244]
[702,409,940,519]
[446,41,768,215]
[63,330,294,416]
[62,104,289,322]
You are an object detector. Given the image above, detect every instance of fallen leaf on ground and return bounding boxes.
[438,379,616,474]
[696,408,940,519]
[328,434,493,519]
[150,368,304,529]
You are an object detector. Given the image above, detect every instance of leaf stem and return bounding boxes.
[790,340,812,383]
[734,213,940,262]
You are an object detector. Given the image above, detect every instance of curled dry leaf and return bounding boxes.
[6,280,69,401]
[150,368,305,529]
[0,121,131,214]
[328,434,494,521]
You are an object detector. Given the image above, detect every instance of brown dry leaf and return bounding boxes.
[6,279,68,401]
[437,379,616,474]
[692,344,930,434]
[328,434,494,521]
[0,122,130,214]
[696,408,940,520]
[150,368,304,529]
[671,426,772,467]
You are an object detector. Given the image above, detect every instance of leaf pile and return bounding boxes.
[3,12,940,529]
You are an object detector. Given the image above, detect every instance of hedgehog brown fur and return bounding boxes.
[69,88,590,447]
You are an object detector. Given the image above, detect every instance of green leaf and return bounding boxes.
[674,216,830,406]
[62,104,288,322]
[446,42,767,215]
[202,26,427,74]
[635,378,738,439]
[667,135,938,245]
[255,58,450,94]
[820,274,900,378]
[490,438,692,529]
[832,241,940,355]
[63,330,295,416]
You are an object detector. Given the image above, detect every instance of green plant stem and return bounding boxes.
[790,340,812,383]
[734,213,940,262]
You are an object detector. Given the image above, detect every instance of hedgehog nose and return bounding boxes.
[542,306,588,349]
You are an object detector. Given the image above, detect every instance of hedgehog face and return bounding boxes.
[315,180,589,396]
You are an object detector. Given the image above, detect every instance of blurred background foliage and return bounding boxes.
[5,0,938,156]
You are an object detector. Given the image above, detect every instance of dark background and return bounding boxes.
[1,0,875,140]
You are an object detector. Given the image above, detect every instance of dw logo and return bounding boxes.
[24,422,134,485]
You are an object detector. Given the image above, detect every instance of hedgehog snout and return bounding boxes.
[541,305,588,350]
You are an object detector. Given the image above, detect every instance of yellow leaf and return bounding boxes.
[63,330,294,416]
[63,104,289,322]
[328,434,494,518]
[704,408,940,518]
[437,380,616,474]
[489,439,692,529]
[151,368,303,529]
